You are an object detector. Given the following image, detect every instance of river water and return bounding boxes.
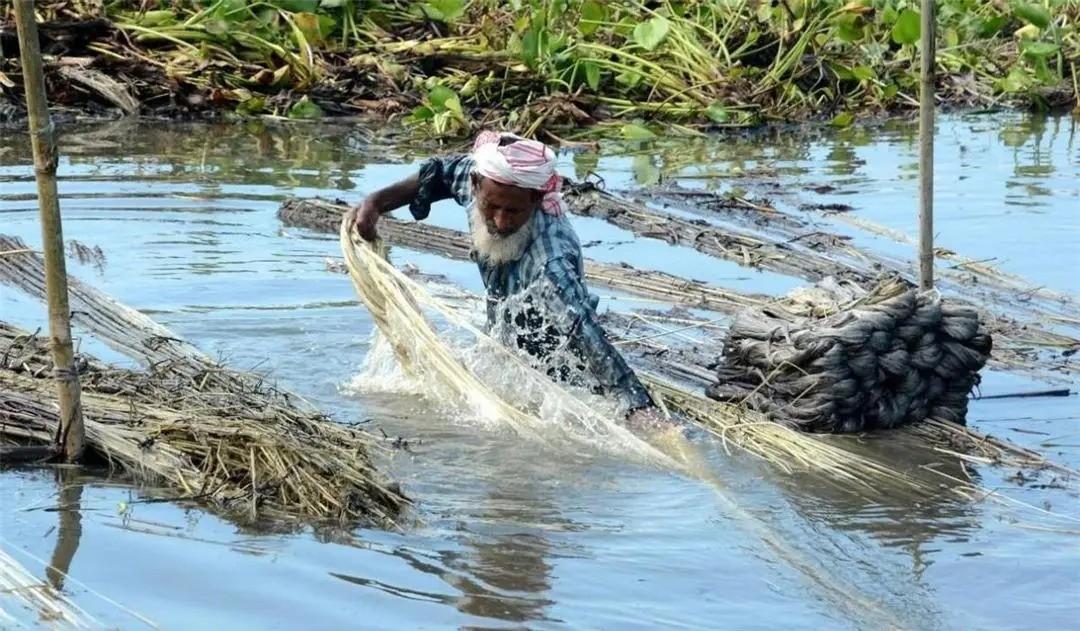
[1,113,1078,630]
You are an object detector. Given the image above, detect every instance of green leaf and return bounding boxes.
[579,0,605,35]
[632,16,670,51]
[615,69,642,88]
[443,96,464,118]
[831,112,855,128]
[944,27,959,49]
[205,19,230,36]
[421,0,466,23]
[852,65,875,81]
[287,97,323,119]
[891,9,921,45]
[1013,3,1051,30]
[459,76,479,97]
[583,61,600,91]
[544,33,567,56]
[138,10,176,27]
[996,66,1032,93]
[1022,41,1060,59]
[271,0,320,12]
[235,96,266,116]
[522,28,540,68]
[1033,57,1055,84]
[830,63,854,81]
[318,15,337,38]
[428,84,457,110]
[836,20,863,43]
[613,16,635,37]
[409,105,435,121]
[979,15,1009,37]
[620,123,656,140]
[705,102,730,123]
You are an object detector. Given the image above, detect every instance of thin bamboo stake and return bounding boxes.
[919,0,936,292]
[13,0,85,462]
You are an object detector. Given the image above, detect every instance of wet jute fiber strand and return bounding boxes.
[339,223,678,469]
[709,279,993,433]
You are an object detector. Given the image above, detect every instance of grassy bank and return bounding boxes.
[1,1,1078,136]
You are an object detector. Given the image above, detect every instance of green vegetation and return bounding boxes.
[2,1,1078,136]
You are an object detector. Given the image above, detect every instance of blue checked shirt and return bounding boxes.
[408,154,654,412]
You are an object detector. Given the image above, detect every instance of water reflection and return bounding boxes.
[0,118,432,193]
[772,431,980,573]
[45,468,84,592]
[447,488,556,624]
[568,113,1077,210]
[332,482,558,624]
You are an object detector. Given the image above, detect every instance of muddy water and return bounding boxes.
[1,114,1078,630]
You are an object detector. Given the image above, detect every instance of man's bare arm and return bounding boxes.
[351,173,420,241]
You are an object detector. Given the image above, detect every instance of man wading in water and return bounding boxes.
[350,131,667,429]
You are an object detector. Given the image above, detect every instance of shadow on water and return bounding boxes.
[778,433,982,551]
[331,485,559,625]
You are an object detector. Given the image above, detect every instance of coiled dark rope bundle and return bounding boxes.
[706,281,992,433]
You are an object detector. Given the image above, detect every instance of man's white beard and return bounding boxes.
[470,205,535,265]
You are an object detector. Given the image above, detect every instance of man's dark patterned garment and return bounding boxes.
[409,154,654,412]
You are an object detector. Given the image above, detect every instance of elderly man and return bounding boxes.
[352,131,664,428]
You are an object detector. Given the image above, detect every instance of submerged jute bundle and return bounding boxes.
[708,279,993,432]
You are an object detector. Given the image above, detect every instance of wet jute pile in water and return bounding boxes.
[0,235,407,529]
[707,281,993,433]
[0,322,407,528]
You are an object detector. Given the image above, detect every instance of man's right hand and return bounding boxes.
[352,199,379,242]
[626,406,678,433]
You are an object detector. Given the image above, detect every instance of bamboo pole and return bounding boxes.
[13,0,85,462]
[918,0,936,292]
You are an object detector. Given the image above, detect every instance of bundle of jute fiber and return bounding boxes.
[707,280,993,433]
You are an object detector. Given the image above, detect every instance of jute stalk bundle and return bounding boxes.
[709,279,992,432]
[1,317,407,530]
